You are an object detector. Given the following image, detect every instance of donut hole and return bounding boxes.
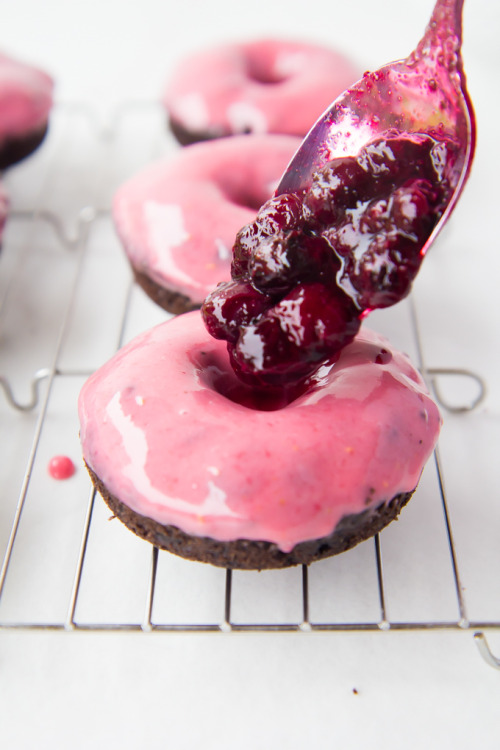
[225,187,268,212]
[191,348,305,411]
[245,56,289,85]
[218,180,271,212]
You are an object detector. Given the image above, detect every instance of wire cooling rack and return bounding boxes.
[0,102,498,670]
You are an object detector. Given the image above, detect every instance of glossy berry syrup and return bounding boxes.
[203,131,455,385]
[202,0,475,388]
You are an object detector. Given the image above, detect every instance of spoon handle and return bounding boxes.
[409,0,466,91]
[277,0,474,197]
[412,0,465,63]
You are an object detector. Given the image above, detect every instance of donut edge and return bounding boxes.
[86,463,414,570]
[168,116,223,146]
[0,122,50,170]
[133,267,201,315]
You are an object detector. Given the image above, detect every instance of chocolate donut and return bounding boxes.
[79,312,441,569]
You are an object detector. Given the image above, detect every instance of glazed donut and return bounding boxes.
[79,311,441,570]
[163,39,360,145]
[112,134,301,313]
[0,52,54,170]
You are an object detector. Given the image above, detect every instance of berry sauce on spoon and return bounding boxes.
[202,0,475,391]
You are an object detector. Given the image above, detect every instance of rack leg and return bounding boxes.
[474,632,500,670]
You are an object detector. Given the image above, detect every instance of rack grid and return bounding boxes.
[0,102,498,670]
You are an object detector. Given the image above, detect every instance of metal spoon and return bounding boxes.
[277,0,475,253]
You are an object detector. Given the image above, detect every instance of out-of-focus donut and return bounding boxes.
[163,39,359,145]
[112,134,301,313]
[0,52,54,169]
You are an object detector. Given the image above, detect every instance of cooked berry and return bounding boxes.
[358,197,391,235]
[357,131,454,190]
[202,130,455,386]
[228,283,360,386]
[326,177,441,308]
[344,231,421,309]
[375,348,393,365]
[202,280,270,343]
[231,192,304,277]
[390,179,438,235]
[304,158,368,225]
[249,231,336,294]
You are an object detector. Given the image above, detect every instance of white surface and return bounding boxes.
[1,629,500,749]
[1,0,499,746]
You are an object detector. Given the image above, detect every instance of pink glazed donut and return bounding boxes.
[163,39,360,145]
[113,133,301,313]
[79,311,441,570]
[0,52,54,169]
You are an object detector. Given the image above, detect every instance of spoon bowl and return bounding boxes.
[277,0,475,254]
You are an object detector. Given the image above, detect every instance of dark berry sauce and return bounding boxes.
[202,130,456,387]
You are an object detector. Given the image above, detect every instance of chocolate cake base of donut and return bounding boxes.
[133,267,200,315]
[0,123,49,170]
[87,464,413,570]
[168,116,224,147]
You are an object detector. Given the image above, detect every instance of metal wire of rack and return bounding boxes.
[0,102,498,670]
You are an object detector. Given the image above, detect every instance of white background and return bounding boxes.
[1,0,499,747]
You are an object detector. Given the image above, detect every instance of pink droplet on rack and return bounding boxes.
[48,455,76,480]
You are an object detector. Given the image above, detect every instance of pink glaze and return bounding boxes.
[48,455,76,480]
[112,134,300,304]
[0,52,53,144]
[79,312,441,553]
[163,39,360,139]
[0,181,8,242]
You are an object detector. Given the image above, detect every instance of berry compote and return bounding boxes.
[203,0,474,389]
[202,129,457,387]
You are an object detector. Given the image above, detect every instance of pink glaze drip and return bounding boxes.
[78,312,441,552]
[163,39,360,139]
[48,455,76,480]
[0,52,53,144]
[112,134,301,303]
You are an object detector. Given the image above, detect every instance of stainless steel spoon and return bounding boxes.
[277,0,475,254]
